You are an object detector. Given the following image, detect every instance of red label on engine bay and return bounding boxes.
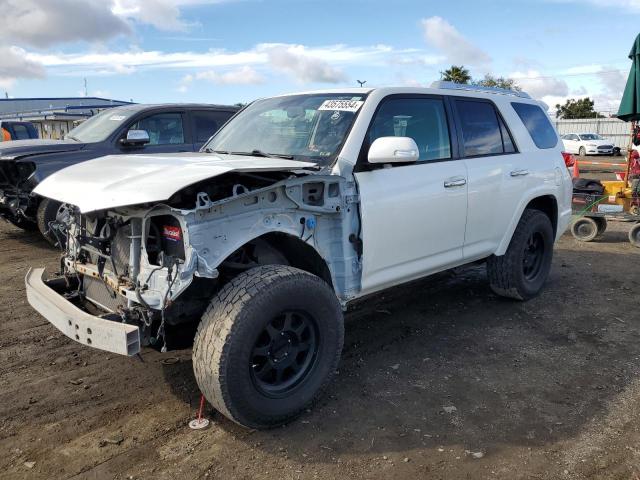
[163,225,182,241]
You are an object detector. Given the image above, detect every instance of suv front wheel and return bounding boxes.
[487,209,554,301]
[192,265,344,429]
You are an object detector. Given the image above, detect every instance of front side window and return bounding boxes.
[455,100,509,157]
[205,93,366,165]
[511,102,558,149]
[131,113,185,145]
[367,97,451,162]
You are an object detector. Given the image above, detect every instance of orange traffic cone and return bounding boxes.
[573,159,580,178]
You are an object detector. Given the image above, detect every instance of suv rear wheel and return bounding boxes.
[487,209,554,301]
[192,265,344,429]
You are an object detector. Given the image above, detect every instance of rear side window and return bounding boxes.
[367,97,452,162]
[12,124,31,140]
[455,100,514,157]
[511,102,558,149]
[193,110,234,143]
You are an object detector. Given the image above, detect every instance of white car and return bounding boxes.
[26,82,572,429]
[561,132,615,156]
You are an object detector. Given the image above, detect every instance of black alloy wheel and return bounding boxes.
[250,310,319,396]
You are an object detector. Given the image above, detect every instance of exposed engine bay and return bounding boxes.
[52,170,362,351]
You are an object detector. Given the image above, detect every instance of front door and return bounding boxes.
[354,95,468,295]
[123,112,192,154]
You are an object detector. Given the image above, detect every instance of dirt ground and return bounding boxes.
[2,170,640,479]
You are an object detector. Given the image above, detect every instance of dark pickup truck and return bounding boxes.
[0,103,239,244]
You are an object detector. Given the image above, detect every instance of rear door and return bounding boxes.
[354,95,468,294]
[450,98,525,260]
[190,110,236,150]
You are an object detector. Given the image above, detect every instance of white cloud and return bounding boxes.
[0,46,46,89]
[420,16,491,66]
[0,0,132,48]
[111,0,228,31]
[180,65,264,90]
[510,70,569,99]
[0,0,232,49]
[597,67,626,94]
[198,66,264,85]
[263,44,347,83]
[23,43,402,84]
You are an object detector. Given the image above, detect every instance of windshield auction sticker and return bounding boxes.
[318,99,364,112]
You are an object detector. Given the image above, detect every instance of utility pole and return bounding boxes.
[83,78,88,97]
[4,91,8,99]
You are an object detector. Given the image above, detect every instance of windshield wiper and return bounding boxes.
[66,135,80,142]
[204,148,229,154]
[230,149,294,160]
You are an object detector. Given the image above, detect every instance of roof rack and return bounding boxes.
[430,81,532,99]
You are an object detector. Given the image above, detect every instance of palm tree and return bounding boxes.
[440,65,471,84]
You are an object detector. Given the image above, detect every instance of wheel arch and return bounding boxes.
[217,231,335,289]
[495,191,559,256]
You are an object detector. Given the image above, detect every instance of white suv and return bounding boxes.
[26,82,572,429]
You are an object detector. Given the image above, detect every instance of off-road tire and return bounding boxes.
[192,265,344,429]
[629,223,640,248]
[487,209,554,301]
[36,198,64,247]
[571,217,599,242]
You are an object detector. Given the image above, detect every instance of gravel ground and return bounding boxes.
[1,188,640,479]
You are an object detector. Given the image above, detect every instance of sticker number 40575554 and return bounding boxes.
[318,99,364,112]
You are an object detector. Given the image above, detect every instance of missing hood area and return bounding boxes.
[33,152,318,213]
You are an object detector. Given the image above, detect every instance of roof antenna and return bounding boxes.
[357,80,367,87]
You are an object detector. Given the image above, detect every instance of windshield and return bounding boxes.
[579,133,603,141]
[204,93,367,164]
[66,108,137,143]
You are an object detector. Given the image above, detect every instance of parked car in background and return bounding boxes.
[0,103,239,244]
[28,83,572,429]
[561,133,615,156]
[0,121,39,141]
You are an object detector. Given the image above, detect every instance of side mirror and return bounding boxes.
[368,136,419,164]
[121,129,150,146]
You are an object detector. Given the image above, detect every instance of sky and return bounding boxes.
[0,0,637,115]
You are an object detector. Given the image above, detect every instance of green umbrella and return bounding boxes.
[617,34,640,121]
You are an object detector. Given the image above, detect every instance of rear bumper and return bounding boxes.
[557,207,572,240]
[25,267,140,356]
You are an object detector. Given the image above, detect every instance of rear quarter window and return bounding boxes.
[511,102,558,149]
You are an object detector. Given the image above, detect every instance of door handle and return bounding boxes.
[510,169,529,177]
[444,178,467,188]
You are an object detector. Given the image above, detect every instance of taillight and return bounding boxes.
[562,151,575,167]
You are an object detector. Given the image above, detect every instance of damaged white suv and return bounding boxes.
[26,83,572,429]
